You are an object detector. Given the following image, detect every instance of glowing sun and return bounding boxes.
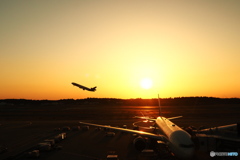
[140,78,153,89]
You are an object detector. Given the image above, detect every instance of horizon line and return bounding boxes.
[1,96,240,101]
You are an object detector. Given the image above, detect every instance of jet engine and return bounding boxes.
[133,136,147,151]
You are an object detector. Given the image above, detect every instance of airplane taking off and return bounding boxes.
[71,82,97,92]
[79,96,195,159]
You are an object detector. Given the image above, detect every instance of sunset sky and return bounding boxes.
[1,0,240,100]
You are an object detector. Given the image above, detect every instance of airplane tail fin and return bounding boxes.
[158,94,162,117]
[91,86,97,90]
[134,95,182,121]
[157,95,182,119]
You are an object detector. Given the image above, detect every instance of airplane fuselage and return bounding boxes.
[156,117,194,159]
[71,82,96,92]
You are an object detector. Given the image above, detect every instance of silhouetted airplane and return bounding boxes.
[71,82,97,92]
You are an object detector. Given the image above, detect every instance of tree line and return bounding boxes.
[1,97,240,106]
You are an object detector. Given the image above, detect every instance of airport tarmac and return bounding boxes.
[0,120,157,160]
[0,104,239,159]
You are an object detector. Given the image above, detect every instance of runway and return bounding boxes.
[0,104,239,159]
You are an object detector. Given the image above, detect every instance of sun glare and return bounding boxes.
[140,78,153,89]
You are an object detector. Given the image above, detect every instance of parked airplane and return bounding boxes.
[71,82,97,92]
[79,95,195,159]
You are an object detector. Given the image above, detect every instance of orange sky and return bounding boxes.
[1,0,240,100]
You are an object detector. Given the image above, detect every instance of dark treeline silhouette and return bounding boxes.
[0,97,240,106]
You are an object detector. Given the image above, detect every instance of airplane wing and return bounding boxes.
[79,121,168,142]
[168,116,183,120]
[198,124,237,133]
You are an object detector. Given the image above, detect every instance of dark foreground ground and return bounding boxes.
[0,104,239,159]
